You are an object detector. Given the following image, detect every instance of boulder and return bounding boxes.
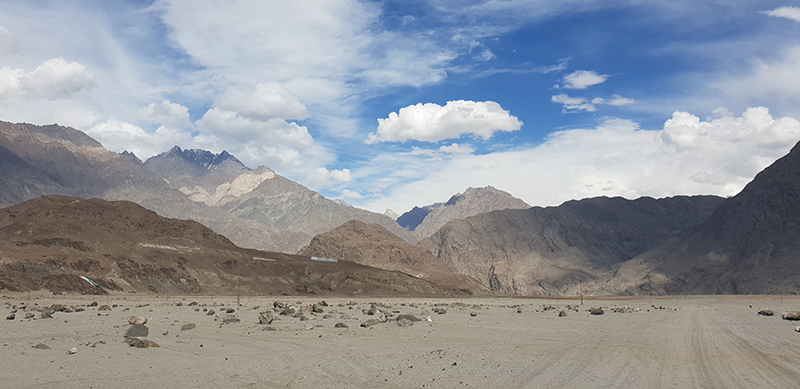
[6,313,14,320]
[589,307,604,315]
[758,309,774,316]
[68,347,79,354]
[225,308,235,314]
[124,323,150,338]
[206,309,215,316]
[782,311,800,321]
[312,304,324,313]
[334,322,349,328]
[180,323,196,331]
[397,318,414,327]
[360,319,382,328]
[128,316,148,325]
[98,305,112,311]
[221,315,240,324]
[32,343,50,349]
[41,309,54,319]
[25,312,35,319]
[558,311,568,317]
[396,314,421,322]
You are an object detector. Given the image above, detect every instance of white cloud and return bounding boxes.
[0,57,96,100]
[216,83,309,122]
[366,100,522,143]
[762,6,800,23]
[195,107,313,149]
[592,94,634,106]
[559,70,608,89]
[341,189,363,199]
[305,167,353,188]
[355,107,800,214]
[439,143,474,154]
[86,119,192,160]
[714,46,800,103]
[552,94,596,112]
[138,100,191,127]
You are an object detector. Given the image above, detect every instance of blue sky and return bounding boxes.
[2,1,800,214]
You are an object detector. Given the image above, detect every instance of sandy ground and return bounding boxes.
[2,293,800,388]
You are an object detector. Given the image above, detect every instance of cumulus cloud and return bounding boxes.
[366,100,522,143]
[355,107,800,214]
[762,6,800,23]
[216,83,309,122]
[196,107,313,149]
[558,70,608,89]
[0,57,96,100]
[138,100,191,127]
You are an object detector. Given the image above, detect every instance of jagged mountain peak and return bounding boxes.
[157,146,243,171]
[120,150,142,165]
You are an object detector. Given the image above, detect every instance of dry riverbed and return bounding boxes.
[2,293,800,388]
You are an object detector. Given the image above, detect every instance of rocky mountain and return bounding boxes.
[0,195,469,296]
[399,186,530,240]
[611,141,800,295]
[0,120,412,254]
[419,195,725,296]
[299,220,489,295]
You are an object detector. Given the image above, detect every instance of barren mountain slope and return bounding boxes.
[420,195,724,296]
[0,196,469,296]
[404,186,530,240]
[299,220,489,295]
[611,141,800,295]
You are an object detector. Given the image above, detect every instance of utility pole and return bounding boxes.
[237,275,241,307]
[580,282,584,305]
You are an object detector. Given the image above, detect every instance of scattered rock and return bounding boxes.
[782,311,800,321]
[397,318,414,327]
[97,311,110,317]
[32,343,50,349]
[125,338,160,348]
[589,307,604,315]
[258,313,274,325]
[180,323,196,331]
[796,326,800,333]
[361,319,382,328]
[334,322,349,328]
[312,304,324,313]
[88,301,98,307]
[128,316,148,325]
[432,307,447,315]
[221,315,240,324]
[758,309,774,316]
[6,313,14,320]
[25,312,35,319]
[41,309,54,319]
[470,312,478,317]
[225,308,235,314]
[299,314,316,321]
[206,309,215,316]
[558,311,568,317]
[68,347,79,354]
[188,301,198,306]
[124,324,150,338]
[98,305,112,311]
[50,304,67,312]
[261,326,277,331]
[396,314,421,322]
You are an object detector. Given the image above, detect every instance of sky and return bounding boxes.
[2,1,800,215]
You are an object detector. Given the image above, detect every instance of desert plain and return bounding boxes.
[2,293,800,389]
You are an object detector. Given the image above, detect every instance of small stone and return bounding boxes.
[98,305,112,311]
[758,309,774,316]
[221,315,240,324]
[125,338,159,348]
[299,314,316,321]
[206,309,215,316]
[590,307,604,315]
[558,311,568,317]
[361,318,382,328]
[32,343,50,349]
[68,347,79,354]
[88,301,98,307]
[261,326,277,331]
[25,312,35,319]
[396,314,421,322]
[128,316,148,325]
[6,313,14,320]
[180,323,196,331]
[432,308,447,315]
[97,311,110,317]
[782,311,800,321]
[312,304,324,313]
[470,312,478,317]
[334,322,348,328]
[41,309,54,319]
[225,308,235,314]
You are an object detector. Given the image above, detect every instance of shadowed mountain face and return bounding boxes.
[299,220,489,295]
[611,141,800,295]
[397,186,530,240]
[0,196,468,296]
[419,195,725,296]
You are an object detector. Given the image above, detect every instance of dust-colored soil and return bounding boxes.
[2,294,800,388]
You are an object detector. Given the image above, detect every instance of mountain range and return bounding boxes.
[2,119,800,296]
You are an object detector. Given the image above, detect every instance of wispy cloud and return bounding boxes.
[761,6,800,23]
